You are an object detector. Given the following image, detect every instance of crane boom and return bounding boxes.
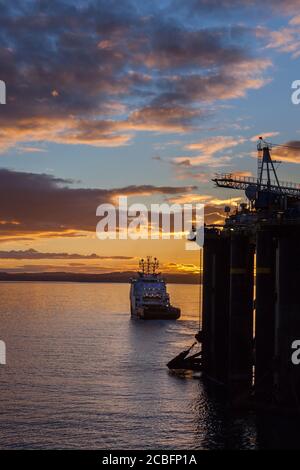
[213,173,300,198]
[212,137,300,201]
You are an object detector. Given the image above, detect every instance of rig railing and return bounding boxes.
[213,173,300,198]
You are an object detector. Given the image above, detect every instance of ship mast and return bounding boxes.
[139,256,159,276]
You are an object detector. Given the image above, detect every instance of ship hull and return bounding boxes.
[131,305,180,320]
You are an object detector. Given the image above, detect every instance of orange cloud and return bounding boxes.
[272,141,300,164]
[172,135,245,169]
[0,3,272,151]
[0,169,197,238]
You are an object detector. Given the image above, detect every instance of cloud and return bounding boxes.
[172,135,245,169]
[0,237,34,244]
[174,170,210,182]
[166,193,243,226]
[263,25,300,58]
[17,146,48,153]
[0,168,196,237]
[230,170,253,178]
[0,248,134,260]
[256,12,300,59]
[185,136,244,153]
[0,167,235,237]
[167,194,211,205]
[174,155,232,168]
[185,136,244,166]
[0,264,111,274]
[174,2,300,62]
[168,193,241,206]
[164,262,200,274]
[271,141,300,163]
[250,132,279,142]
[152,155,163,161]
[290,14,300,25]
[0,1,272,151]
[178,0,300,16]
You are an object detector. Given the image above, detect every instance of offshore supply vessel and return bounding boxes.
[130,257,181,320]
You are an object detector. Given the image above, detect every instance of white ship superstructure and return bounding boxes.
[130,257,180,320]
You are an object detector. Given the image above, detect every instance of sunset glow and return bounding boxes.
[1,1,300,275]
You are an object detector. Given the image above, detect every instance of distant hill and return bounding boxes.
[0,271,200,284]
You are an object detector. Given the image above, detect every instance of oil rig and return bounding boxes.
[200,137,300,411]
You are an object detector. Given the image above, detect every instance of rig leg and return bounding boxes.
[228,232,255,401]
[255,226,277,402]
[275,226,300,409]
[202,230,231,386]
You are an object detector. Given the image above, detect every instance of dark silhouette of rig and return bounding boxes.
[200,137,300,411]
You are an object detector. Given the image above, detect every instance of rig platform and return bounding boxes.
[199,138,300,411]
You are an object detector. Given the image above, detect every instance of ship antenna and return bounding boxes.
[146,256,151,275]
[139,258,145,274]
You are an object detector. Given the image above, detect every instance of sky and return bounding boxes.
[0,0,300,275]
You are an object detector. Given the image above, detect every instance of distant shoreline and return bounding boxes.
[0,271,201,285]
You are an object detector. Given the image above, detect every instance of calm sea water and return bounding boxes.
[0,282,295,450]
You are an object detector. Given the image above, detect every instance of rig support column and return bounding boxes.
[275,225,300,408]
[228,231,255,400]
[202,229,231,385]
[255,226,277,402]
